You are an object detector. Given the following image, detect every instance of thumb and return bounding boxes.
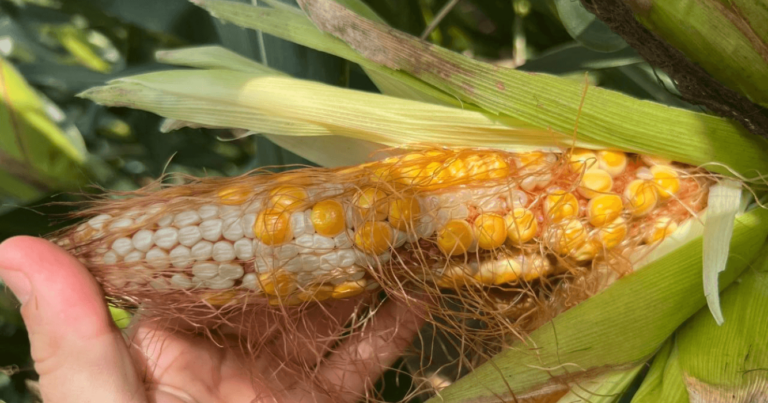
[0,236,147,403]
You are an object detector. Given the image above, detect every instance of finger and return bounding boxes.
[313,296,426,403]
[0,236,147,403]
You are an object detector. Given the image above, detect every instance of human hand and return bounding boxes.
[0,236,424,403]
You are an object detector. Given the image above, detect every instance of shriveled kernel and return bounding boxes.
[259,271,297,297]
[354,221,393,255]
[547,219,587,255]
[353,187,389,220]
[544,191,579,223]
[505,208,537,244]
[388,196,421,231]
[217,186,252,205]
[520,254,552,281]
[597,217,628,249]
[596,150,628,177]
[297,284,335,302]
[332,279,367,299]
[577,169,614,199]
[268,186,308,211]
[624,180,659,216]
[254,208,293,246]
[204,290,239,306]
[311,200,346,237]
[474,213,507,250]
[587,194,623,227]
[645,217,678,244]
[436,264,473,288]
[650,165,680,199]
[568,149,597,173]
[475,258,522,285]
[437,220,474,256]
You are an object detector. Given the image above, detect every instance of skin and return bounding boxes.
[0,236,425,403]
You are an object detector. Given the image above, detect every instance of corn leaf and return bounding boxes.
[556,363,644,403]
[155,45,287,76]
[79,70,595,152]
[290,0,768,179]
[631,338,688,403]
[425,208,768,402]
[703,179,742,325]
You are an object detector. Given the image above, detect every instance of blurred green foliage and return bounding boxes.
[0,0,693,401]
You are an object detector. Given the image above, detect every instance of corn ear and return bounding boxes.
[425,208,768,402]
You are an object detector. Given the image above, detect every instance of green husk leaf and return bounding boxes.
[703,179,742,325]
[79,70,597,152]
[292,0,768,179]
[557,363,644,403]
[155,45,287,76]
[631,337,688,403]
[554,0,628,52]
[425,208,768,402]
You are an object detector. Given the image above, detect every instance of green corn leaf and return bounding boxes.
[424,208,768,402]
[631,337,688,403]
[289,0,768,179]
[156,45,287,76]
[557,363,644,403]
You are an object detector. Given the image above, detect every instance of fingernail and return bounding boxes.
[0,269,32,304]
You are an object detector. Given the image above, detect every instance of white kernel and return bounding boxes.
[157,214,174,227]
[153,227,179,249]
[334,232,354,249]
[241,273,261,290]
[297,271,316,286]
[393,231,408,248]
[212,241,235,262]
[124,250,144,263]
[169,245,192,268]
[103,250,119,265]
[273,244,299,261]
[636,167,653,180]
[304,210,315,235]
[507,189,528,208]
[107,276,128,288]
[366,281,381,291]
[204,277,235,290]
[191,241,213,260]
[320,250,340,266]
[219,263,244,280]
[234,238,253,260]
[244,199,264,214]
[178,226,202,247]
[219,205,241,220]
[132,230,154,252]
[171,274,194,290]
[283,256,303,273]
[146,247,169,269]
[88,214,112,230]
[111,237,134,256]
[146,204,164,216]
[300,255,321,271]
[128,266,150,284]
[174,210,201,227]
[222,217,244,241]
[198,205,219,220]
[149,278,170,290]
[337,249,356,267]
[200,219,223,242]
[254,256,274,273]
[109,218,134,230]
[413,220,435,240]
[192,262,219,280]
[290,211,310,237]
[241,214,256,238]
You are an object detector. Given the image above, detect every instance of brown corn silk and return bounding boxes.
[52,147,712,401]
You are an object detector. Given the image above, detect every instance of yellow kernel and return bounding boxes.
[297,284,335,302]
[260,271,297,297]
[474,213,507,250]
[547,219,587,255]
[475,258,522,285]
[516,151,546,168]
[587,194,623,227]
[504,208,537,245]
[568,149,597,173]
[571,240,600,261]
[521,254,552,281]
[650,165,680,199]
[217,186,252,205]
[354,221,393,255]
[624,180,659,216]
[597,217,628,249]
[388,196,422,231]
[353,187,389,220]
[310,200,346,237]
[254,208,293,245]
[332,279,367,299]
[645,217,678,244]
[204,290,238,306]
[544,191,580,223]
[268,186,308,211]
[437,220,475,256]
[577,169,614,199]
[268,294,304,306]
[396,160,441,186]
[596,150,628,177]
[470,153,510,180]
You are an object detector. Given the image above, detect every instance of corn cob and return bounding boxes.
[54,147,711,312]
